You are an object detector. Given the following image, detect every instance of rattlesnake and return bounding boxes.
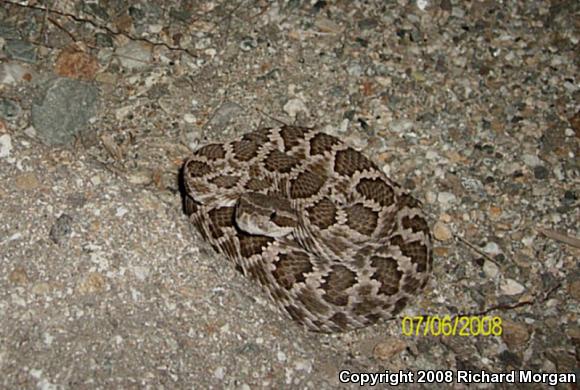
[182,126,432,332]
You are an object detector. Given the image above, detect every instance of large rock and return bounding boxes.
[31,77,99,145]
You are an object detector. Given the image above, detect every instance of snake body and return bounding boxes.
[183,126,432,332]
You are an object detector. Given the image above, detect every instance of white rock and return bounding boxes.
[483,242,501,255]
[437,192,456,209]
[115,207,128,217]
[500,278,525,295]
[277,351,287,362]
[116,41,152,70]
[0,62,32,85]
[417,0,429,11]
[425,150,439,160]
[283,98,309,118]
[521,154,542,168]
[0,134,12,158]
[23,126,37,138]
[483,260,499,278]
[213,366,225,379]
[183,113,196,123]
[115,106,133,120]
[294,358,312,372]
[389,119,414,133]
[149,24,163,33]
[425,191,437,204]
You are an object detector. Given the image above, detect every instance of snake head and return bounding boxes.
[235,192,298,237]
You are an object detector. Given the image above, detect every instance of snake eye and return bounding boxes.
[270,211,277,220]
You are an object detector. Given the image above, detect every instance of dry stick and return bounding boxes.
[454,279,562,320]
[454,234,501,267]
[450,231,564,318]
[537,228,580,249]
[48,16,78,43]
[3,0,197,59]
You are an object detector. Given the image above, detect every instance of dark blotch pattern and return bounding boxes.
[321,265,356,306]
[279,126,306,151]
[356,178,395,207]
[391,297,408,315]
[390,235,428,273]
[401,214,430,236]
[306,197,337,229]
[238,231,274,258]
[272,252,313,290]
[370,256,402,296]
[310,132,339,155]
[209,174,240,189]
[346,204,377,235]
[184,127,433,332]
[184,195,199,216]
[208,207,234,239]
[232,140,259,161]
[297,287,329,315]
[246,262,270,286]
[401,274,422,294]
[352,296,382,316]
[285,304,306,323]
[329,312,350,329]
[246,176,274,191]
[334,148,374,176]
[290,170,326,199]
[196,143,226,160]
[242,128,271,146]
[186,160,212,177]
[264,150,300,173]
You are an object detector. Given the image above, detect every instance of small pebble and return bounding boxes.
[501,320,530,349]
[373,339,407,360]
[183,113,196,123]
[4,39,37,63]
[533,165,549,180]
[483,260,499,278]
[277,351,287,362]
[482,242,501,255]
[115,41,152,69]
[521,154,542,168]
[0,134,12,158]
[8,266,29,285]
[425,191,437,204]
[433,222,452,241]
[500,278,525,295]
[208,102,244,129]
[15,172,40,190]
[77,272,106,294]
[0,62,33,85]
[283,98,309,119]
[388,119,414,134]
[49,214,74,244]
[213,366,225,380]
[437,192,457,209]
[568,279,580,301]
[417,0,429,11]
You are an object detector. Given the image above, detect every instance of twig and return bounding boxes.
[48,16,78,43]
[537,228,580,249]
[3,0,197,59]
[455,280,562,318]
[454,234,501,267]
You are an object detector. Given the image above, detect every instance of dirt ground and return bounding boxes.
[0,1,578,388]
